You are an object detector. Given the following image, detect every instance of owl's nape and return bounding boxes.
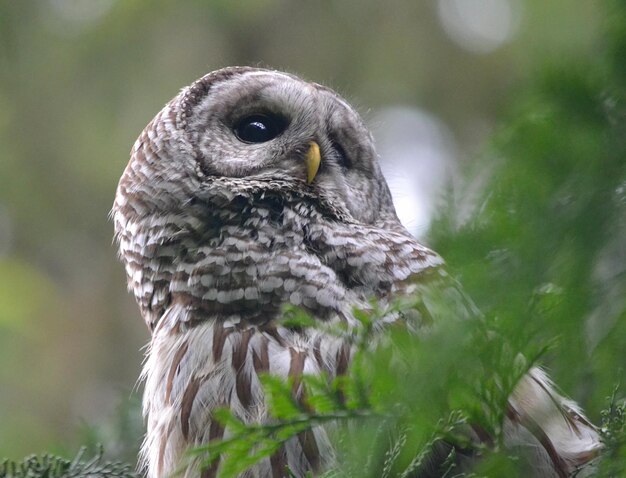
[113,67,601,478]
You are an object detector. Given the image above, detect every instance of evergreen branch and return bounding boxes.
[0,446,137,478]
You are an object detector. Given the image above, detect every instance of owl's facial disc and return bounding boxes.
[179,68,397,223]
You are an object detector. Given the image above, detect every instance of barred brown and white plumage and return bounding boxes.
[113,67,601,477]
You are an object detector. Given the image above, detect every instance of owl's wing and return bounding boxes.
[504,367,602,477]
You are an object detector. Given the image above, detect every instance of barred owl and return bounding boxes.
[113,67,601,477]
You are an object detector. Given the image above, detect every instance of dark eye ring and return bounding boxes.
[332,141,351,169]
[234,114,286,143]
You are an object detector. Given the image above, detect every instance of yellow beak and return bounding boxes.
[305,141,321,184]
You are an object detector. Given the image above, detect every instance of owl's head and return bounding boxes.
[114,67,398,229]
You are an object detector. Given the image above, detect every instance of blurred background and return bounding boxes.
[0,0,620,466]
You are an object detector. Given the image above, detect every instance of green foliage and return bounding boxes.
[429,14,626,463]
[0,394,143,478]
[76,394,144,468]
[596,386,626,477]
[0,447,137,478]
[429,4,626,409]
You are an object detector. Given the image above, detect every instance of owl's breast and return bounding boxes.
[163,199,348,325]
[162,195,443,327]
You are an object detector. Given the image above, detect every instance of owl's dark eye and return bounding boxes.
[234,114,286,143]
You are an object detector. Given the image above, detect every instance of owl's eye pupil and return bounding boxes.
[235,114,285,143]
